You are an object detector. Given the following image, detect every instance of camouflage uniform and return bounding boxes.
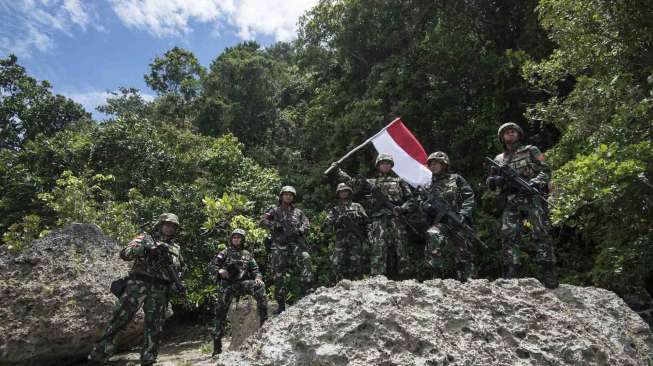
[336,154,413,277]
[487,123,557,288]
[259,186,312,314]
[422,152,476,281]
[208,229,267,356]
[89,213,183,366]
[323,183,368,282]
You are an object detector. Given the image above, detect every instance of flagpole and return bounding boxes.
[323,118,401,175]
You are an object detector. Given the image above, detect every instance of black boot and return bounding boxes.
[273,298,285,315]
[542,263,559,289]
[456,262,472,283]
[503,264,518,279]
[212,338,222,357]
[259,306,268,326]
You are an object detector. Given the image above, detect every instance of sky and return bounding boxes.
[0,0,319,118]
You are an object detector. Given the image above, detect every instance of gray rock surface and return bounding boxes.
[0,224,143,366]
[218,276,653,366]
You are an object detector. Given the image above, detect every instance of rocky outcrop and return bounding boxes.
[0,224,143,366]
[218,276,653,366]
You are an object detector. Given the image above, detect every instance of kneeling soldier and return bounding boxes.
[208,228,268,356]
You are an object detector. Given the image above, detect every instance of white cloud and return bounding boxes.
[0,0,102,58]
[229,0,318,42]
[64,89,155,116]
[109,0,225,37]
[64,90,112,114]
[108,0,318,42]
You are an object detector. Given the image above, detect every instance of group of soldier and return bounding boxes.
[88,122,558,365]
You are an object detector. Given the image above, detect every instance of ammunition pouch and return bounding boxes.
[110,277,128,298]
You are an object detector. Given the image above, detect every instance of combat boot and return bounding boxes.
[259,307,268,326]
[87,345,108,365]
[503,264,518,279]
[212,338,222,357]
[273,299,285,315]
[456,262,472,283]
[541,263,559,289]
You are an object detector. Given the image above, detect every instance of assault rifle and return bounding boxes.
[334,207,366,241]
[358,176,419,235]
[144,227,187,297]
[417,187,487,250]
[485,157,546,198]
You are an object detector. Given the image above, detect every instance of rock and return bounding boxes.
[0,224,144,366]
[226,297,271,351]
[218,276,653,366]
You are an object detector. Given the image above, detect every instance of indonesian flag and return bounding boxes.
[370,118,431,187]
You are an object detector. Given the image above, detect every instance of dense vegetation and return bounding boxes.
[1,0,651,314]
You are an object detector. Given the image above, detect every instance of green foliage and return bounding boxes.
[38,171,138,243]
[525,0,653,292]
[0,55,90,150]
[2,214,48,253]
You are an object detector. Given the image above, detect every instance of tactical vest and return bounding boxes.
[428,173,463,213]
[221,248,254,280]
[127,233,182,282]
[495,144,539,180]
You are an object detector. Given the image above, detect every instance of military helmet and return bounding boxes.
[230,228,246,239]
[279,185,297,197]
[375,153,394,167]
[156,213,179,227]
[427,151,450,166]
[336,182,353,195]
[497,122,524,143]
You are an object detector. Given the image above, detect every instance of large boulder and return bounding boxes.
[218,276,653,365]
[0,224,143,366]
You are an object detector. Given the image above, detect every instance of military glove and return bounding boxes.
[528,180,541,191]
[393,206,406,216]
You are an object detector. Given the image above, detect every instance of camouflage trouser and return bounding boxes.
[213,279,268,342]
[270,240,313,302]
[331,232,364,282]
[90,278,168,364]
[425,222,473,280]
[368,215,409,276]
[501,196,554,267]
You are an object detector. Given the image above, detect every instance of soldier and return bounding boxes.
[259,186,313,315]
[420,152,475,281]
[208,228,268,357]
[486,122,558,288]
[330,153,413,277]
[323,183,369,282]
[88,213,185,366]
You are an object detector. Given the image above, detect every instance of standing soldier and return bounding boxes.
[486,122,558,288]
[420,152,475,281]
[88,213,185,366]
[329,153,413,277]
[208,229,268,357]
[259,186,313,315]
[323,183,369,282]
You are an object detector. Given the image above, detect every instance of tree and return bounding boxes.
[0,55,90,150]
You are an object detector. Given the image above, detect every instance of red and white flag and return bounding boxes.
[370,118,431,187]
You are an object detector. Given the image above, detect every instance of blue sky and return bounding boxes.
[0,0,318,118]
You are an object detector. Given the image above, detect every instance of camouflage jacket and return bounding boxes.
[338,169,413,218]
[208,246,261,282]
[260,204,310,245]
[120,232,183,283]
[324,200,368,238]
[494,142,551,192]
[424,172,475,220]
